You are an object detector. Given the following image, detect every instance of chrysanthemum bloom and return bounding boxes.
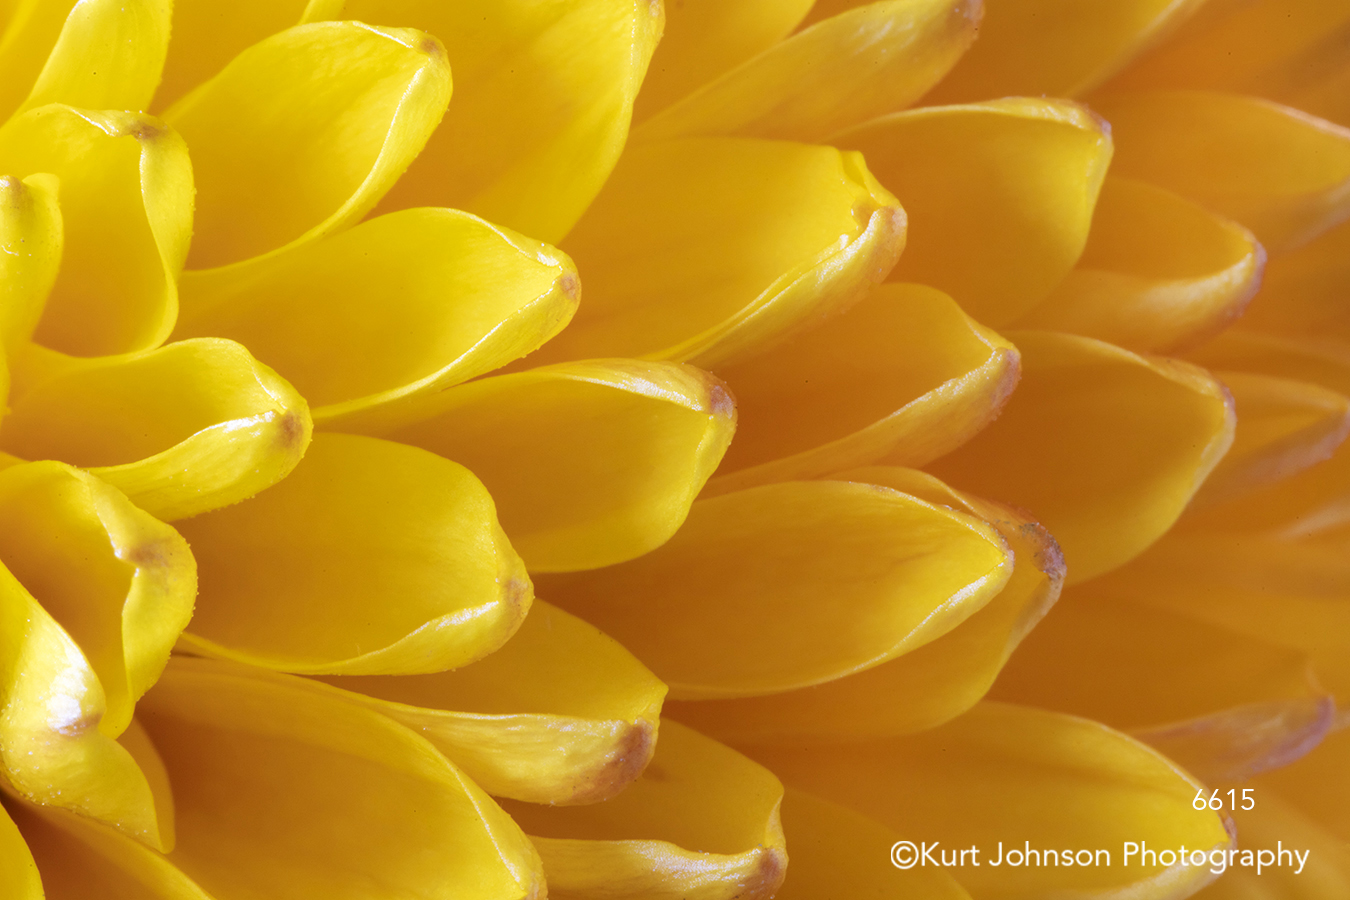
[1,1,1347,900]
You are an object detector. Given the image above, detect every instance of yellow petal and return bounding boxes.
[1017,177,1266,353]
[0,801,40,900]
[750,703,1233,900]
[359,360,735,572]
[1189,371,1350,511]
[928,331,1235,583]
[321,601,665,805]
[632,0,814,123]
[0,173,60,354]
[536,137,903,368]
[4,799,210,900]
[153,0,310,111]
[539,479,1012,699]
[674,467,1062,740]
[0,461,195,737]
[835,98,1113,325]
[176,208,579,425]
[1093,90,1350,253]
[1190,789,1350,900]
[139,657,544,900]
[775,787,971,900]
[1236,218,1350,341]
[990,590,1333,783]
[175,432,529,675]
[0,564,169,849]
[333,0,662,244]
[501,720,786,900]
[165,22,450,270]
[17,0,170,116]
[703,285,1019,495]
[0,105,191,356]
[3,339,310,521]
[1106,0,1350,107]
[1260,725,1350,841]
[920,0,1205,102]
[636,0,981,144]
[1093,524,1350,706]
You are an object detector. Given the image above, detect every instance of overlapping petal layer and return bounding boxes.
[774,788,970,900]
[676,467,1062,740]
[922,0,1203,101]
[0,802,39,899]
[0,173,59,354]
[0,462,194,737]
[2,338,311,520]
[1236,220,1350,342]
[139,657,545,900]
[167,21,451,270]
[704,285,1018,493]
[835,98,1113,325]
[749,703,1233,900]
[501,720,786,900]
[325,601,664,805]
[3,800,209,900]
[176,432,528,675]
[0,104,191,355]
[928,330,1235,583]
[637,0,982,144]
[177,207,579,424]
[538,136,903,369]
[363,360,736,572]
[989,591,1333,782]
[540,479,1012,699]
[0,565,170,849]
[1018,176,1266,353]
[1094,90,1350,253]
[344,0,663,244]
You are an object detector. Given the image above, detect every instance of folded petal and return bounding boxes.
[775,788,971,900]
[0,802,40,900]
[537,137,903,368]
[501,720,786,900]
[674,467,1062,740]
[1189,371,1350,510]
[0,565,169,849]
[0,106,191,356]
[928,331,1235,583]
[0,462,195,737]
[636,0,982,144]
[322,601,664,805]
[3,799,210,900]
[176,208,579,425]
[335,0,661,244]
[990,590,1333,782]
[139,657,544,900]
[1016,177,1266,353]
[632,0,814,122]
[835,98,1113,325]
[1236,218,1350,341]
[166,22,451,270]
[17,0,170,116]
[920,0,1204,102]
[750,703,1233,900]
[1,338,311,521]
[1094,90,1350,253]
[540,479,1012,699]
[362,360,736,572]
[704,285,1019,494]
[0,173,60,354]
[175,432,528,675]
[153,0,310,111]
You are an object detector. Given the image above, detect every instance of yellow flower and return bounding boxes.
[1,0,1348,899]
